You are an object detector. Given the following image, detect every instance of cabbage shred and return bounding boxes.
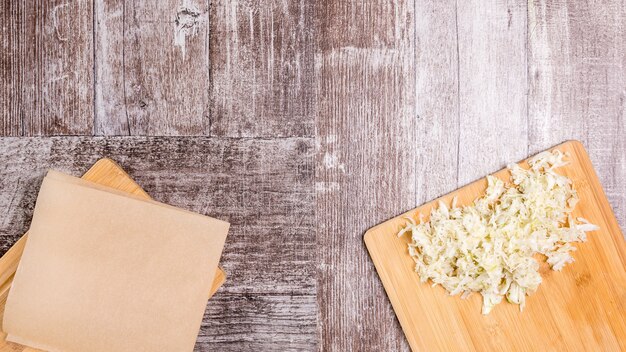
[398,150,599,314]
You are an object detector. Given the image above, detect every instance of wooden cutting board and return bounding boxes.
[365,141,626,351]
[0,158,226,352]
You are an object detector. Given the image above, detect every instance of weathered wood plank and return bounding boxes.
[456,0,529,185]
[93,0,127,135]
[528,0,626,230]
[415,1,460,204]
[95,0,210,135]
[0,136,315,350]
[0,1,23,136]
[209,0,315,137]
[314,1,416,350]
[197,293,316,351]
[0,0,94,136]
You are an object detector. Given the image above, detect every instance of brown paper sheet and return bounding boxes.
[3,171,229,352]
[45,170,207,217]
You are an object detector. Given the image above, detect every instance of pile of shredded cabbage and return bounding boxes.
[398,150,599,314]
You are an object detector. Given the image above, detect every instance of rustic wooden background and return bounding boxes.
[0,0,624,351]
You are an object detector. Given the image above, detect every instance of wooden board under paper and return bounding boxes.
[364,141,626,351]
[0,158,226,351]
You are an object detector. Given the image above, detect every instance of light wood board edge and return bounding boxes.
[0,158,227,339]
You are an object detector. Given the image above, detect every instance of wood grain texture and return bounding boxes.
[209,0,315,137]
[365,141,626,351]
[415,1,459,204]
[0,0,94,136]
[95,0,211,135]
[93,0,127,135]
[0,0,625,350]
[314,1,416,351]
[528,0,626,229]
[456,0,529,186]
[0,1,23,136]
[0,137,315,351]
[198,293,316,351]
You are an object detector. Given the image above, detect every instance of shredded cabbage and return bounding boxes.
[398,150,599,314]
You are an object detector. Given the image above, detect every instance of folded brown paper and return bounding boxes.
[3,171,229,352]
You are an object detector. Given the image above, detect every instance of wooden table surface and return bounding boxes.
[0,1,624,351]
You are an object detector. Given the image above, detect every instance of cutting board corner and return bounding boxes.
[365,141,626,351]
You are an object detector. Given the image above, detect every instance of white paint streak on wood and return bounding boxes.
[4,0,95,136]
[174,0,201,60]
[315,181,340,193]
[414,0,460,204]
[456,0,528,186]
[528,0,578,148]
[94,0,128,135]
[125,0,210,135]
[209,0,314,137]
[528,0,626,229]
[95,0,210,136]
[315,1,416,350]
[51,2,70,42]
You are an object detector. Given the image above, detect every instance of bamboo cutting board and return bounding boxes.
[365,141,626,351]
[0,158,226,351]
